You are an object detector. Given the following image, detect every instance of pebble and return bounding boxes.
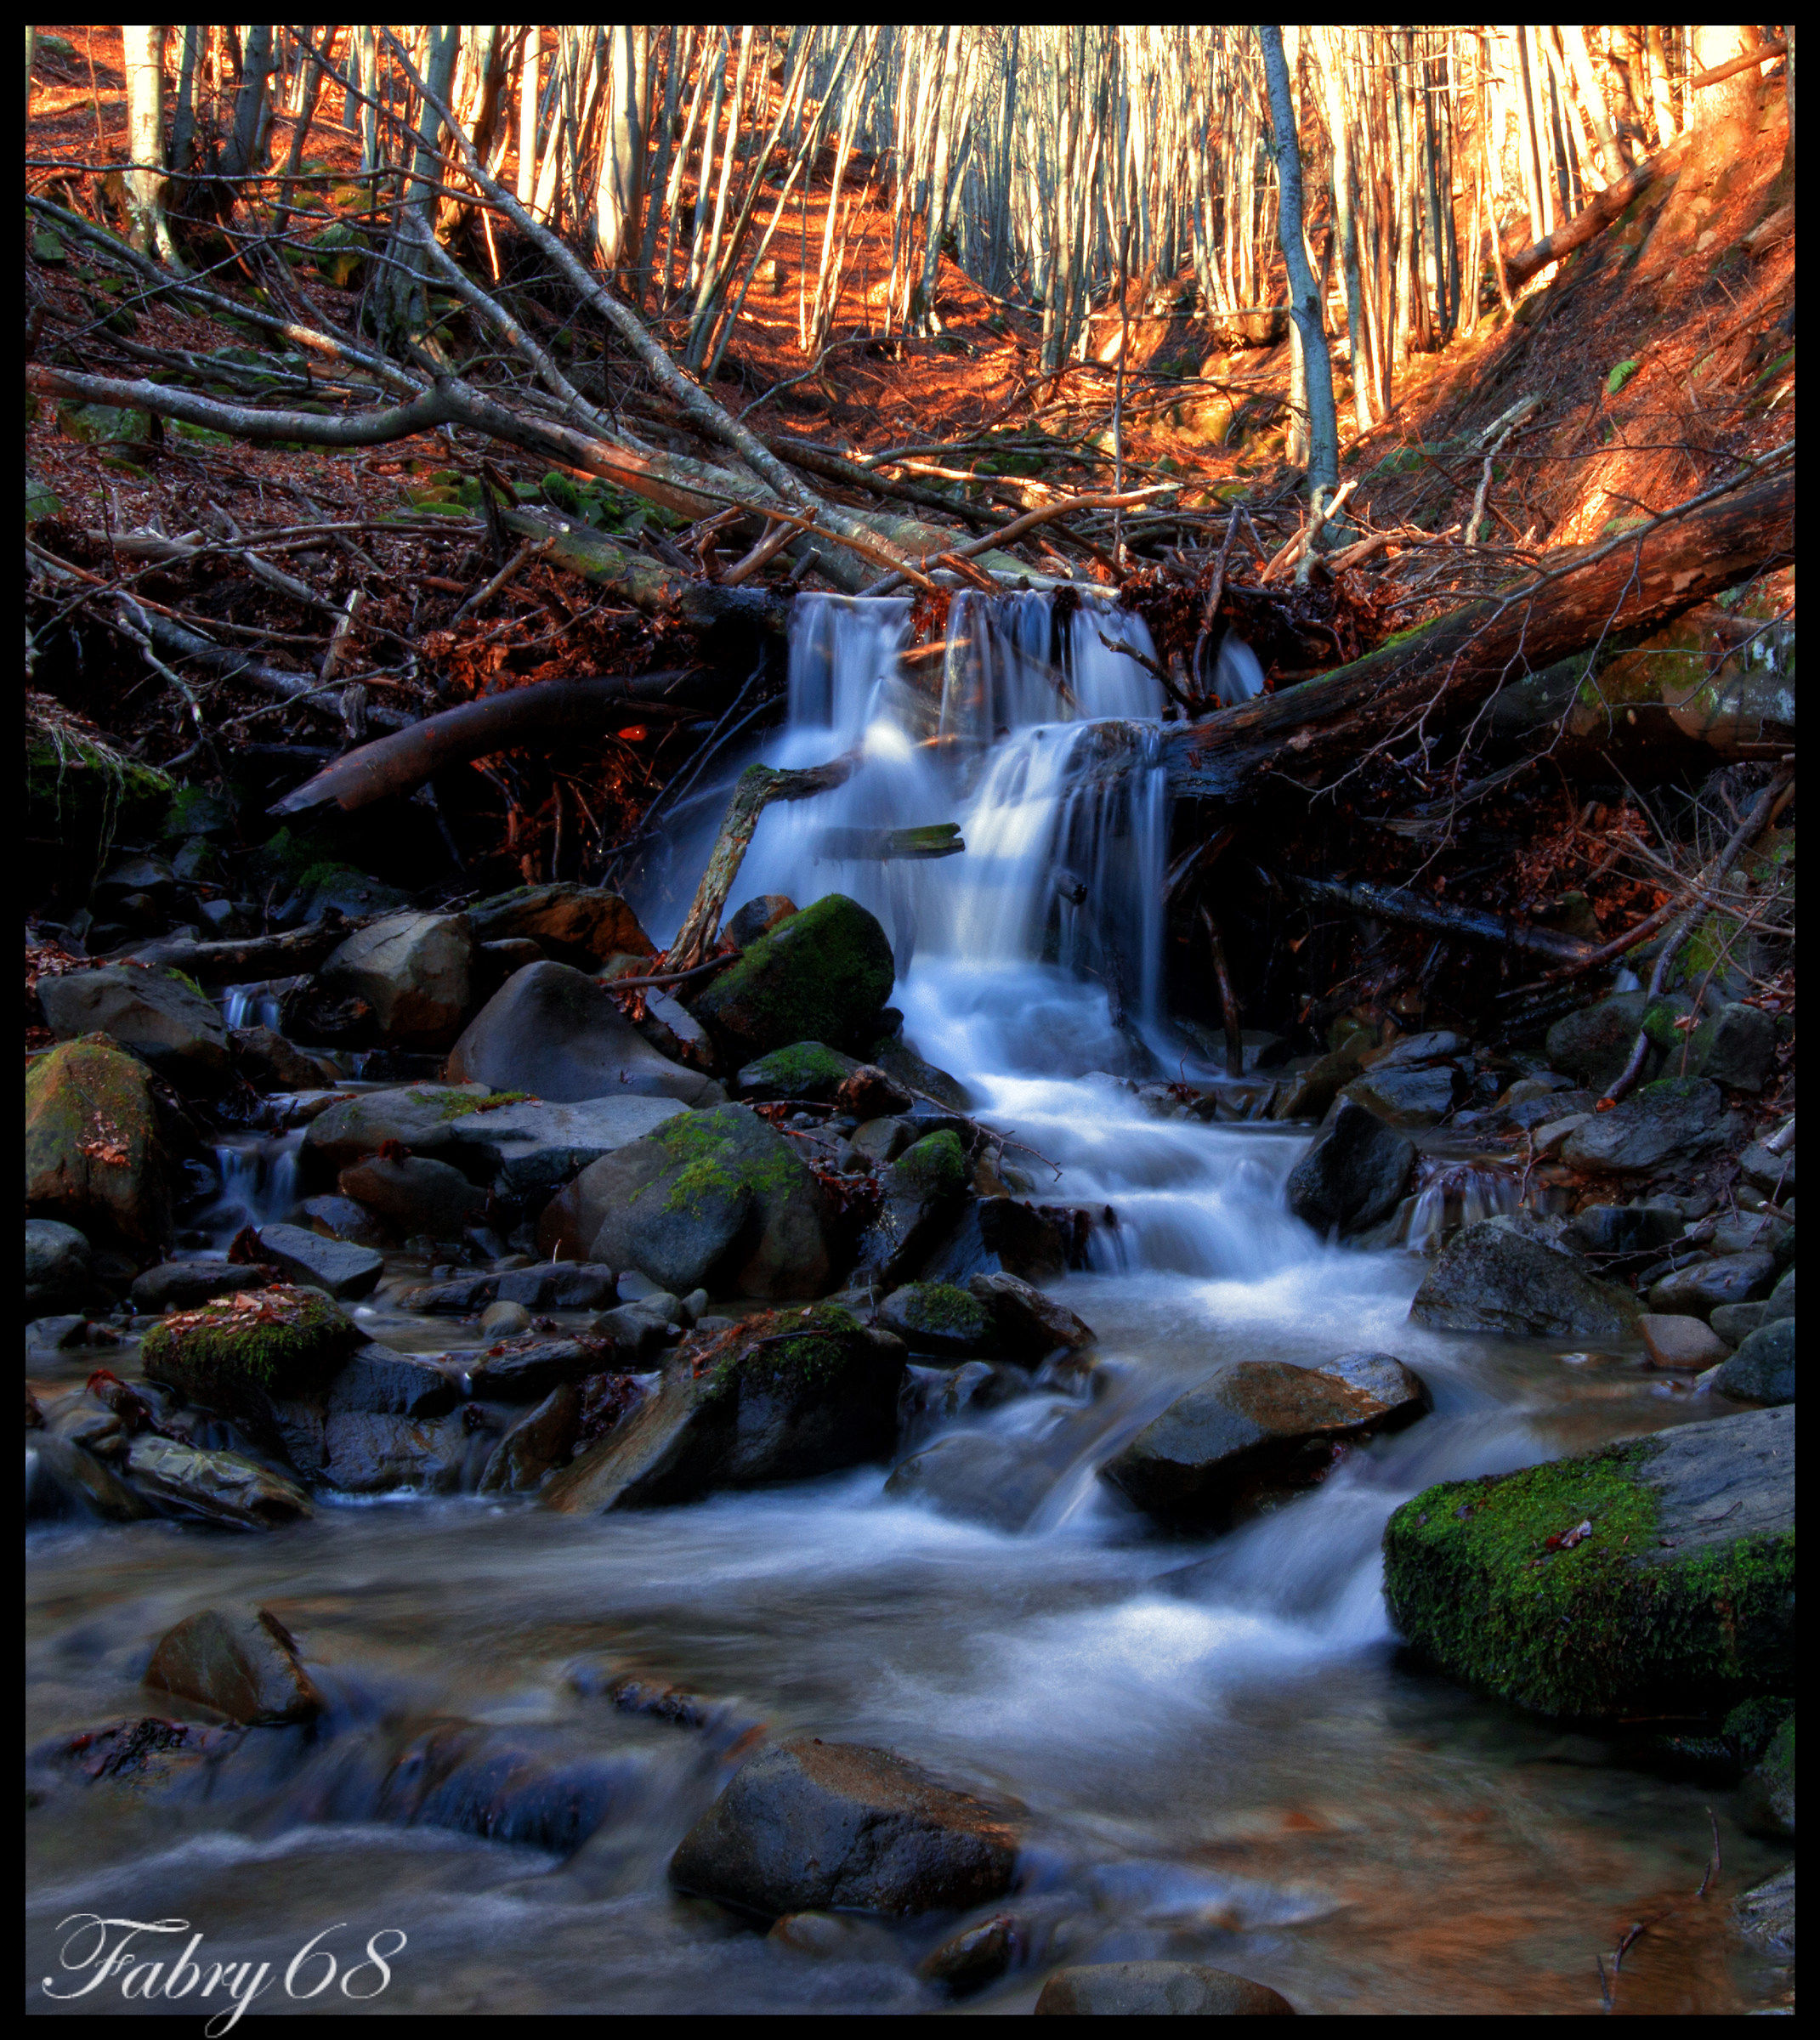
[480,1300,533,1339]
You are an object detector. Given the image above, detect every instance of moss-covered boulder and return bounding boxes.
[37,966,230,1091]
[536,1103,836,1299]
[542,1306,903,1513]
[855,1129,972,1288]
[689,892,894,1058]
[735,1040,861,1102]
[879,1282,996,1357]
[25,1035,173,1250]
[1738,1715,1794,1838]
[1382,1406,1794,1719]
[140,1284,360,1430]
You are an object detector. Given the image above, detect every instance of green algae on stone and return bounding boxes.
[702,1304,864,1399]
[640,1106,805,1220]
[883,1282,994,1352]
[891,1130,968,1202]
[737,1041,859,1101]
[25,1034,171,1249]
[140,1283,360,1406]
[689,892,894,1057]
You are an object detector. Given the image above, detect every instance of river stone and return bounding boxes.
[320,1407,475,1493]
[25,1219,93,1317]
[145,1606,321,1724]
[26,1434,156,1523]
[1285,1100,1417,1238]
[256,1221,384,1299]
[1709,1300,1766,1346]
[688,892,896,1059]
[1374,1028,1470,1068]
[480,1299,532,1338]
[358,1719,624,1855]
[668,1737,1018,1918]
[37,965,230,1090]
[1691,1000,1779,1092]
[327,1344,460,1418]
[139,1284,360,1431]
[856,1130,972,1288]
[1711,1320,1795,1406]
[1738,1717,1795,1839]
[1732,1864,1795,1956]
[967,1270,1095,1363]
[466,1335,624,1401]
[1382,1405,1794,1718]
[496,1263,619,1312]
[538,1104,836,1300]
[867,1031,975,1114]
[467,881,655,969]
[878,1282,995,1357]
[320,910,474,1048]
[1647,1251,1777,1320]
[735,1040,861,1102]
[1409,1219,1641,1339]
[1562,1203,1686,1260]
[885,1431,1060,1533]
[543,1307,901,1513]
[1340,1063,1460,1128]
[337,1153,486,1238]
[298,1193,390,1248]
[26,1035,173,1249]
[917,1914,1019,1992]
[447,961,718,1105]
[1317,1351,1432,1425]
[1639,1313,1729,1370]
[1270,1044,1364,1122]
[478,1383,582,1493]
[123,1433,314,1528]
[230,1024,332,1091]
[1546,994,1648,1094]
[1561,1078,1729,1176]
[300,1084,492,1174]
[1034,1963,1296,2016]
[1738,1140,1794,1198]
[726,894,799,949]
[130,1260,273,1313]
[1103,1360,1411,1526]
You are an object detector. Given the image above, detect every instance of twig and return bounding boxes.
[452,537,550,623]
[1694,1806,1721,1901]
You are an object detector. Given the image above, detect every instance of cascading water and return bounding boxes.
[196,1130,303,1240]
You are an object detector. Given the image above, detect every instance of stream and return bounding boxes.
[26,595,1783,2014]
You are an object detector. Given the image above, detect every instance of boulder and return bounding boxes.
[129,1261,272,1313]
[689,892,895,1058]
[26,1035,173,1249]
[122,1434,313,1529]
[1103,1359,1420,1526]
[478,1385,582,1493]
[1270,1044,1364,1122]
[1737,1716,1794,1839]
[878,1283,996,1357]
[1692,1000,1779,1091]
[327,1344,460,1418]
[835,1064,915,1119]
[977,1198,1073,1282]
[855,1130,972,1288]
[668,1737,1018,1918]
[1546,994,1648,1094]
[1562,1203,1685,1260]
[320,1408,476,1494]
[1712,1320,1795,1407]
[967,1271,1095,1363]
[634,990,717,1074]
[1034,1964,1296,2016]
[1561,1078,1729,1176]
[1382,1406,1794,1717]
[467,882,654,969]
[336,1153,486,1238]
[37,965,230,1089]
[735,1040,861,1102]
[867,1031,975,1114]
[1339,1063,1459,1128]
[1284,1100,1416,1238]
[1638,1314,1729,1370]
[1732,1865,1794,1956]
[725,894,798,949]
[1315,1351,1432,1425]
[145,1606,321,1724]
[537,1104,836,1300]
[496,1263,619,1312]
[320,910,473,1048]
[139,1283,360,1429]
[1373,1028,1469,1068]
[26,1433,155,1523]
[447,962,718,1105]
[1409,1220,1641,1339]
[1648,1251,1777,1320]
[25,1218,93,1317]
[230,1025,333,1091]
[255,1221,384,1300]
[542,1306,902,1513]
[298,1193,389,1248]
[466,1335,622,1402]
[1738,1140,1794,1198]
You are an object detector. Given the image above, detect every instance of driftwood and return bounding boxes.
[270,671,717,816]
[1163,466,1794,809]
[1286,877,1596,966]
[128,913,369,987]
[813,823,964,861]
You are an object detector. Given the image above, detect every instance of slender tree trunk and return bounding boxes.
[222,22,275,179]
[1259,26,1338,496]
[122,26,176,264]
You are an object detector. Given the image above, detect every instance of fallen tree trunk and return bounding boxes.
[128,915,370,986]
[1286,876,1596,966]
[1163,465,1794,808]
[270,671,717,816]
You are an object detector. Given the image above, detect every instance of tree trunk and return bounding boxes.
[122,26,173,263]
[1258,26,1339,496]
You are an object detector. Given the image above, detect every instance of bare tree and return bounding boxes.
[1259,26,1338,497]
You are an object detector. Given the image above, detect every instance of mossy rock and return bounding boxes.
[26,740,173,894]
[141,1284,360,1416]
[878,1281,995,1357]
[309,220,368,286]
[59,402,150,446]
[1383,1408,1794,1720]
[25,1034,172,1250]
[1738,1715,1794,1837]
[735,1040,861,1102]
[891,1130,967,1202]
[26,474,62,523]
[689,892,894,1058]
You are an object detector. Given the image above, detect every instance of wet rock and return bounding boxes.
[496,1262,619,1312]
[464,1095,694,1203]
[298,1193,390,1248]
[1562,1204,1686,1260]
[256,1221,384,1299]
[885,1431,1059,1533]
[301,1083,490,1174]
[139,1282,360,1429]
[1382,1405,1794,1717]
[978,1198,1074,1283]
[1034,1963,1295,2016]
[1561,1078,1730,1176]
[1103,1360,1415,1526]
[337,1153,486,1238]
[230,1025,333,1091]
[1284,1100,1416,1238]
[575,1668,714,1727]
[26,1433,156,1522]
[468,881,655,970]
[1689,1000,1779,1092]
[631,990,717,1077]
[967,1270,1094,1363]
[879,1282,996,1357]
[836,1064,915,1120]
[851,1114,915,1164]
[26,1034,173,1249]
[1318,1351,1432,1426]
[590,1299,679,1363]
[1409,1220,1641,1339]
[726,893,798,949]
[1340,1063,1460,1129]
[26,1315,122,1359]
[327,1344,460,1418]
[1270,1044,1364,1122]
[465,1335,621,1402]
[320,910,474,1049]
[668,1736,1018,1918]
[538,1104,836,1300]
[129,1261,271,1315]
[478,1383,581,1493]
[37,1715,242,1793]
[1738,1140,1794,1198]
[25,1218,93,1317]
[918,1913,1019,1993]
[543,1306,901,1513]
[480,1299,532,1339]
[856,1130,972,1288]
[735,1040,861,1102]
[767,1910,890,1958]
[868,1030,974,1114]
[689,892,896,1060]
[1546,994,1649,1095]
[1732,1864,1794,1956]
[899,1362,1030,1443]
[1532,1112,1594,1158]
[145,1606,321,1724]
[123,1433,314,1528]
[1647,1250,1777,1320]
[1711,1320,1795,1407]
[1374,1028,1469,1068]
[1506,1088,1597,1132]
[400,1272,497,1313]
[1709,1210,1792,1258]
[37,966,230,1090]
[1737,1717,1794,1838]
[1639,1314,1729,1370]
[320,1407,474,1493]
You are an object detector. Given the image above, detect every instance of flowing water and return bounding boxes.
[26,595,1782,2015]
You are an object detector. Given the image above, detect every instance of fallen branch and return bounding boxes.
[128,915,369,987]
[1286,876,1597,966]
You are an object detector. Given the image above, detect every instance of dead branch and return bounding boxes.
[1286,876,1598,966]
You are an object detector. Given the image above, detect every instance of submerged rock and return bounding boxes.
[668,1736,1018,1918]
[885,1431,1060,1533]
[689,892,895,1059]
[145,1606,321,1724]
[37,965,230,1089]
[1034,1963,1296,2016]
[1284,1100,1416,1238]
[1408,1220,1641,1339]
[26,1034,173,1249]
[1381,1406,1794,1718]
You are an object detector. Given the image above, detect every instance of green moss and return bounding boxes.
[640,1107,803,1218]
[140,1286,358,1398]
[1384,1442,1796,1718]
[693,892,894,1056]
[741,1041,855,1097]
[412,1088,531,1120]
[892,1130,967,1201]
[891,1282,990,1345]
[704,1304,861,1398]
[1722,1694,1793,1766]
